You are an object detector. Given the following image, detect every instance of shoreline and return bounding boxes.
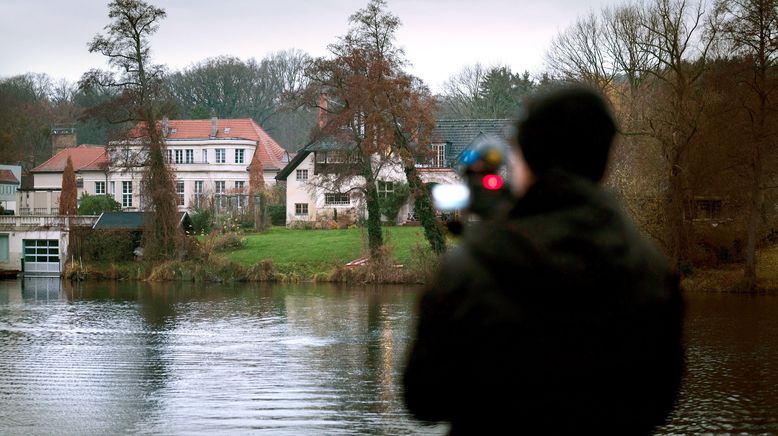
[61,257,432,285]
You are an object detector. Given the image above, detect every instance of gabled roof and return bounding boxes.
[31,145,108,173]
[433,119,513,162]
[275,120,514,180]
[131,118,287,171]
[0,169,20,184]
[275,137,358,181]
[92,211,191,231]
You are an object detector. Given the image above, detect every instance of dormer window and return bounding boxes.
[171,128,177,134]
[224,127,231,135]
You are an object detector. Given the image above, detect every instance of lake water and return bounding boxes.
[0,278,777,435]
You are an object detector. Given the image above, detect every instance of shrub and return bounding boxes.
[328,244,418,284]
[77,193,121,215]
[77,229,136,262]
[190,208,213,234]
[289,220,316,230]
[246,259,276,281]
[379,182,410,223]
[210,232,246,252]
[407,236,440,282]
[268,204,286,226]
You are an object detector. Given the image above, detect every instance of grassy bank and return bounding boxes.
[225,226,430,274]
[67,226,439,283]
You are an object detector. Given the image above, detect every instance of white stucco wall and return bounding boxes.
[286,154,317,223]
[283,153,465,226]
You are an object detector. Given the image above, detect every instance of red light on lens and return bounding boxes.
[482,174,503,190]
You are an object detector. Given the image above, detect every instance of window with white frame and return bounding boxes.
[165,149,173,163]
[185,149,194,163]
[377,181,394,199]
[122,181,133,208]
[110,181,115,197]
[174,149,183,164]
[203,149,209,163]
[234,180,245,192]
[194,180,204,207]
[432,143,446,167]
[235,149,244,164]
[215,180,225,208]
[176,181,185,206]
[216,149,226,163]
[296,169,308,180]
[295,203,309,216]
[23,240,59,264]
[95,181,105,195]
[325,193,350,206]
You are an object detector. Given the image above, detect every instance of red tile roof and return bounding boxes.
[131,118,287,170]
[31,145,108,173]
[0,169,19,184]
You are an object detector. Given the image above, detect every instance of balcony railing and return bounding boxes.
[0,215,99,229]
[166,159,209,165]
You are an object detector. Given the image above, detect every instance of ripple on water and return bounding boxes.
[4,283,778,435]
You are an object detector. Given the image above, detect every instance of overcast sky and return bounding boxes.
[0,0,617,93]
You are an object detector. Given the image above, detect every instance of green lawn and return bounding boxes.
[225,226,432,273]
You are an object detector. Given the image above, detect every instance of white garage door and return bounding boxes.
[23,239,60,275]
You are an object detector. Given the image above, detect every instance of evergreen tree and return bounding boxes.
[59,156,77,215]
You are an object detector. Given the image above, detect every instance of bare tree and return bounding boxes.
[440,63,489,118]
[304,0,444,255]
[546,12,617,93]
[716,0,778,289]
[637,0,719,267]
[80,0,180,261]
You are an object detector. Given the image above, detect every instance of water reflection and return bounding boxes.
[1,280,777,434]
[655,293,778,434]
[0,280,445,435]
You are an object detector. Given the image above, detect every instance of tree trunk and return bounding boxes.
[743,104,767,293]
[362,164,384,256]
[142,121,180,261]
[667,166,687,271]
[744,168,760,292]
[403,164,446,254]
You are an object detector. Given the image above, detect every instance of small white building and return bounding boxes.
[0,215,98,276]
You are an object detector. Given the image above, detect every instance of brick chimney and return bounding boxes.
[51,127,76,155]
[210,110,218,138]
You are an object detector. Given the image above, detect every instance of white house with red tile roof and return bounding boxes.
[17,117,289,214]
[113,117,288,210]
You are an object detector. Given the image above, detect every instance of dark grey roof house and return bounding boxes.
[431,119,513,168]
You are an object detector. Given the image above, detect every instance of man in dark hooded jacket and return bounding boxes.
[403,86,684,435]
